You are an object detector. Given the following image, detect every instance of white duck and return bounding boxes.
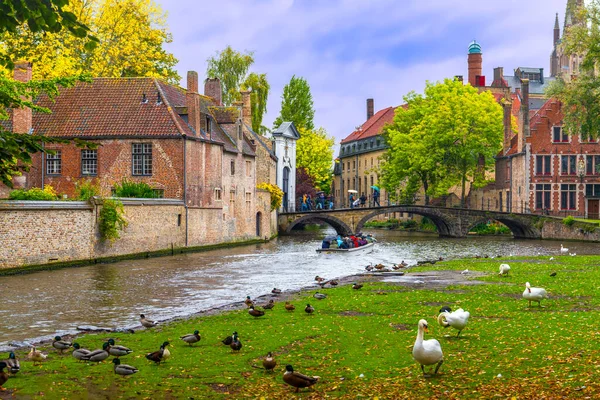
[560,244,568,254]
[498,264,511,277]
[437,308,470,337]
[412,319,444,377]
[523,282,548,307]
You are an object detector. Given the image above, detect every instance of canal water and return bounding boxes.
[1,229,599,350]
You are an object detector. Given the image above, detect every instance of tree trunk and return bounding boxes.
[422,178,430,206]
[460,172,467,208]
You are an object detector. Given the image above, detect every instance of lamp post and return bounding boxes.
[578,158,586,183]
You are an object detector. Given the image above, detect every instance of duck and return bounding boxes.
[328,279,339,286]
[52,336,72,354]
[314,276,325,283]
[560,244,569,254]
[412,319,444,377]
[271,288,282,295]
[145,342,168,365]
[392,264,402,271]
[244,296,254,308]
[107,339,132,357]
[550,272,557,277]
[499,264,511,277]
[438,308,470,337]
[221,331,237,346]
[569,252,577,257]
[230,333,242,352]
[305,304,315,314]
[112,358,138,376]
[140,314,157,328]
[161,342,171,362]
[262,352,277,372]
[3,352,19,374]
[27,347,47,366]
[81,342,110,363]
[313,292,327,300]
[374,264,386,270]
[285,302,296,311]
[352,283,363,290]
[523,282,548,307]
[72,343,92,362]
[180,330,201,346]
[0,362,8,390]
[461,269,469,275]
[263,300,275,310]
[549,257,555,261]
[248,306,265,318]
[283,364,319,393]
[365,264,375,272]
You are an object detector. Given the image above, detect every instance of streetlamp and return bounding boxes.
[577,158,586,182]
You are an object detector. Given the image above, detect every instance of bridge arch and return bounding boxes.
[464,217,541,239]
[285,214,353,236]
[356,207,456,237]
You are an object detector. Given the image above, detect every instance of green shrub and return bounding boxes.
[75,180,100,201]
[8,185,58,201]
[113,179,158,198]
[99,199,127,242]
[401,219,418,229]
[469,222,511,235]
[563,216,576,227]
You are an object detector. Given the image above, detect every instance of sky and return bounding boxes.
[158,0,568,152]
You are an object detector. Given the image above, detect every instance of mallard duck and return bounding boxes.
[365,264,374,271]
[329,280,339,286]
[499,264,511,276]
[140,314,157,328]
[271,288,282,295]
[222,331,237,346]
[314,276,325,283]
[81,342,110,363]
[438,308,470,337]
[285,302,295,311]
[0,362,8,391]
[230,334,242,352]
[248,306,265,317]
[305,304,315,314]
[550,272,557,277]
[112,358,138,376]
[161,342,171,362]
[523,282,548,307]
[3,352,19,374]
[263,300,275,310]
[244,296,254,308]
[146,342,167,365]
[283,365,319,393]
[52,336,72,354]
[313,292,327,300]
[262,352,276,372]
[72,343,92,362]
[107,339,132,357]
[180,330,201,346]
[352,283,363,290]
[412,319,443,377]
[27,347,47,366]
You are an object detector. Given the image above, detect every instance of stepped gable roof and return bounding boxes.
[340,106,397,144]
[33,77,194,138]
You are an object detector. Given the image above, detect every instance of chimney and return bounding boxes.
[241,90,251,128]
[518,79,530,153]
[454,75,464,83]
[186,71,201,135]
[12,61,33,134]
[503,101,512,156]
[366,98,374,120]
[493,67,504,87]
[468,42,483,87]
[539,68,544,84]
[204,78,222,106]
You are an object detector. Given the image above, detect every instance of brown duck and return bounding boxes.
[352,283,363,290]
[305,304,315,314]
[248,306,265,317]
[262,352,277,372]
[285,302,295,311]
[244,296,254,308]
[230,333,242,352]
[0,362,8,391]
[222,331,237,346]
[263,299,275,310]
[283,364,319,393]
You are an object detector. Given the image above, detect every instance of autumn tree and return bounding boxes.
[206,46,269,133]
[273,75,315,131]
[0,0,179,83]
[295,167,317,199]
[296,127,335,193]
[382,79,503,206]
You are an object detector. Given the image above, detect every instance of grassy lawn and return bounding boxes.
[574,218,600,226]
[2,255,600,399]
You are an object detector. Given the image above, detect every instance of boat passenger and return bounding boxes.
[321,240,330,249]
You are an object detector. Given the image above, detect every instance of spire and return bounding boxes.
[564,0,584,29]
[554,12,560,45]
[554,12,559,30]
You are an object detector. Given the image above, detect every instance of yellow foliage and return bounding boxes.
[257,182,283,211]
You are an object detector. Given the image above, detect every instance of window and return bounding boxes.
[132,143,152,176]
[245,160,252,177]
[376,139,380,147]
[246,192,252,212]
[81,149,97,176]
[553,126,568,143]
[535,155,551,176]
[586,155,600,175]
[230,160,235,175]
[237,122,242,140]
[581,133,597,143]
[560,184,577,210]
[341,163,344,171]
[353,160,356,170]
[206,116,211,133]
[561,155,577,175]
[215,188,222,201]
[586,184,600,198]
[46,151,62,175]
[535,184,551,210]
[347,162,350,171]
[230,190,236,214]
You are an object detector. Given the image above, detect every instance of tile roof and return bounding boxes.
[340,106,397,144]
[504,75,555,95]
[244,122,277,161]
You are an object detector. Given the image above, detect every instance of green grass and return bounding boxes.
[3,255,600,399]
[574,218,600,226]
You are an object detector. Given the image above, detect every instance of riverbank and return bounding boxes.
[3,255,599,399]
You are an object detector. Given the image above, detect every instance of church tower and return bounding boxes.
[550,13,560,77]
[553,0,585,78]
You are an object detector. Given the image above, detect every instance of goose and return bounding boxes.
[230,334,242,352]
[244,296,254,308]
[523,282,548,307]
[305,304,315,314]
[81,342,110,363]
[263,300,275,310]
[0,362,7,390]
[28,347,47,365]
[3,352,19,374]
[313,292,327,300]
[262,352,277,372]
[248,306,265,318]
[180,330,201,346]
[352,282,363,290]
[285,302,296,311]
[52,336,72,354]
[140,314,157,328]
[283,364,319,393]
[107,339,133,357]
[499,264,511,277]
[438,308,470,337]
[112,358,138,376]
[271,288,282,295]
[72,343,92,361]
[560,244,568,254]
[221,331,237,346]
[412,319,444,377]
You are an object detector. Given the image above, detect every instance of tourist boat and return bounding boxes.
[316,242,375,256]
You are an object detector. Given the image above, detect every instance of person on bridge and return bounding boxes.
[301,194,308,211]
[373,189,380,207]
[349,193,355,209]
[360,193,367,208]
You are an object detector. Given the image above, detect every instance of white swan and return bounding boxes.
[498,264,511,276]
[523,282,548,307]
[437,308,470,337]
[412,319,443,377]
[560,244,568,254]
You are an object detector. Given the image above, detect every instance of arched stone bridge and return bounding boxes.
[278,205,547,239]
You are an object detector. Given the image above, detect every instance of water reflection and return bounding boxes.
[1,229,599,348]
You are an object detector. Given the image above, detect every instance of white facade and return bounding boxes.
[272,122,300,212]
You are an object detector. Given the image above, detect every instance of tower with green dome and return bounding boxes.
[468,40,483,86]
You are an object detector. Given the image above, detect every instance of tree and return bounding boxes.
[273,75,314,131]
[295,167,317,199]
[206,46,269,133]
[0,0,179,83]
[296,127,335,193]
[382,79,503,206]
